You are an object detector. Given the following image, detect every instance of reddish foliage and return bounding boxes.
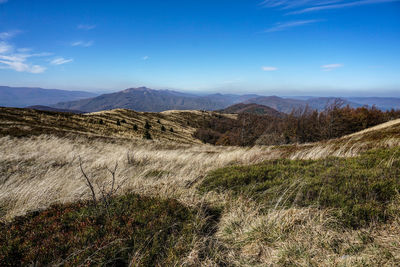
[194,103,400,146]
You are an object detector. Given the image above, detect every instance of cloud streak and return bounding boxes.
[321,63,343,71]
[260,0,400,14]
[0,42,12,53]
[262,66,278,71]
[50,57,73,65]
[289,0,400,14]
[0,31,70,74]
[0,31,48,73]
[0,30,20,40]
[0,0,8,4]
[71,40,94,47]
[260,0,343,9]
[265,19,320,32]
[77,24,96,30]
[0,52,47,73]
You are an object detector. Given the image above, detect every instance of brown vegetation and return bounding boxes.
[195,102,400,146]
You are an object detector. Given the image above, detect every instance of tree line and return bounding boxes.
[194,101,400,146]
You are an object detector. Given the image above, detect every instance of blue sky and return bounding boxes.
[0,0,399,96]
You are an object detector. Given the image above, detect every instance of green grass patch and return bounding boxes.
[199,148,400,228]
[0,193,202,266]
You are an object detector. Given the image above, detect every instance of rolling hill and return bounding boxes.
[25,105,84,114]
[244,96,305,113]
[0,86,97,107]
[218,103,284,117]
[0,107,237,144]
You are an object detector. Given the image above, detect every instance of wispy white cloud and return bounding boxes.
[260,0,399,14]
[50,57,73,65]
[0,30,20,40]
[265,19,320,32]
[262,66,278,71]
[71,40,94,47]
[17,48,32,53]
[77,24,96,30]
[0,31,50,73]
[0,30,74,73]
[0,0,8,4]
[0,42,12,53]
[260,0,343,9]
[142,56,149,60]
[321,63,343,71]
[289,0,400,14]
[0,51,47,73]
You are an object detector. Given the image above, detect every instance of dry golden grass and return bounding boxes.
[2,108,400,265]
[0,107,235,144]
[279,118,400,160]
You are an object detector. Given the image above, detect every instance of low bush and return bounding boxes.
[0,194,199,266]
[199,148,400,228]
[143,130,152,140]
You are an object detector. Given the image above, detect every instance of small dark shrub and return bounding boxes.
[133,124,138,131]
[161,125,166,132]
[170,127,174,133]
[143,130,152,140]
[145,121,151,129]
[116,119,121,126]
[121,119,127,123]
[99,119,104,125]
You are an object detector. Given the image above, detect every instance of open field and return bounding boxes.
[1,108,400,265]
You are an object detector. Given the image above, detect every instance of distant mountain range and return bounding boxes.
[245,96,361,113]
[52,87,259,112]
[0,86,98,108]
[2,85,400,113]
[51,87,363,113]
[347,97,400,111]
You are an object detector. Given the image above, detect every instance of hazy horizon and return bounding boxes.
[3,84,400,98]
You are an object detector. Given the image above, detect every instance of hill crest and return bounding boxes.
[219,103,284,117]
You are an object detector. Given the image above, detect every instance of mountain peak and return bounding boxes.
[122,87,153,93]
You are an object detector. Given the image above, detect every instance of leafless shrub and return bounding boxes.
[78,156,126,212]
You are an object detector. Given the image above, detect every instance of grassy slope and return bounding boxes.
[0,107,237,144]
[200,148,400,228]
[1,110,400,265]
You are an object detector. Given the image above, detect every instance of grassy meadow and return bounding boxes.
[1,108,400,265]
